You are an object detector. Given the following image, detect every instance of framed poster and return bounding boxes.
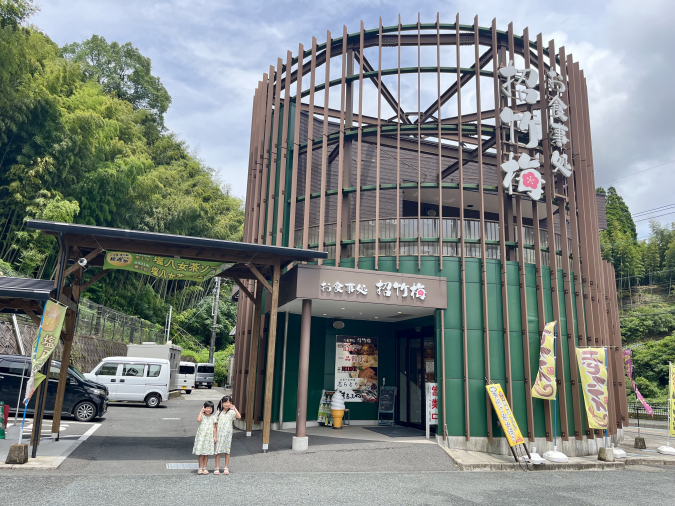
[335,336,378,403]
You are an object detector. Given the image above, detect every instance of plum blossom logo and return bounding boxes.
[517,169,545,201]
[417,288,426,299]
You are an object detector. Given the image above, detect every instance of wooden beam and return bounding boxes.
[80,269,111,292]
[247,263,272,292]
[58,293,78,312]
[245,283,263,433]
[18,303,42,326]
[232,276,255,302]
[61,247,102,279]
[261,259,281,451]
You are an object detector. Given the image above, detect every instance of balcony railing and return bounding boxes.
[293,218,568,266]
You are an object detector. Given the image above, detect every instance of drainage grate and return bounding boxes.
[167,463,199,470]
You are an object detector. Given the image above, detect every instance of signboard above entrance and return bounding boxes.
[277,265,447,310]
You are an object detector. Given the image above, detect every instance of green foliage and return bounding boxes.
[181,345,234,386]
[61,35,171,127]
[621,305,675,344]
[630,334,675,402]
[0,7,244,351]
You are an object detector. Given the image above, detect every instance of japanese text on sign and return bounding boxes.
[320,280,427,300]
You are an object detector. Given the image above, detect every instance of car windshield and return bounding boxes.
[68,365,88,382]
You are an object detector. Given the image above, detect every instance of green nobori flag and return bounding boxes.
[25,300,67,402]
[103,252,232,282]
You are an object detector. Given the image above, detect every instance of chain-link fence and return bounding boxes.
[76,300,164,343]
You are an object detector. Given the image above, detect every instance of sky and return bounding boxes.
[32,0,674,239]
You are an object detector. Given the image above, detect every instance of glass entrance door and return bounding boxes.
[396,327,435,430]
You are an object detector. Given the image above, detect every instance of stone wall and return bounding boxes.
[1,319,127,373]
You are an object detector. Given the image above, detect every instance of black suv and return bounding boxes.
[0,354,108,422]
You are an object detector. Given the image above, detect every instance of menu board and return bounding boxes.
[335,336,378,403]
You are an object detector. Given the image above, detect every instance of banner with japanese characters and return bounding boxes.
[485,383,525,447]
[24,301,67,403]
[623,349,653,416]
[576,348,609,430]
[335,336,378,403]
[532,321,557,400]
[426,383,438,426]
[103,251,231,282]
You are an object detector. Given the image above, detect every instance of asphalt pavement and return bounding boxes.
[2,387,675,505]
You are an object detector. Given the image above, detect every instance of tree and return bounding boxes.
[60,35,171,127]
[603,186,637,240]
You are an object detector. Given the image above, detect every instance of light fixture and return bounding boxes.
[333,319,345,330]
[323,313,327,316]
[341,308,345,310]
[374,317,378,319]
[398,311,402,314]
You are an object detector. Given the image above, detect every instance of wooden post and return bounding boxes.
[295,299,312,444]
[51,258,83,438]
[261,259,281,452]
[245,281,263,435]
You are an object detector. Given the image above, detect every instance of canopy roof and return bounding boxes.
[26,220,327,280]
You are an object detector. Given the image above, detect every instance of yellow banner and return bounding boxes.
[576,348,609,430]
[669,364,675,437]
[486,383,525,447]
[532,321,557,400]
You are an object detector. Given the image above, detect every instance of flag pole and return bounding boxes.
[19,308,46,445]
[553,322,558,451]
[658,361,675,455]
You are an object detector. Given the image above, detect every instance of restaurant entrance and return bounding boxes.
[395,326,435,430]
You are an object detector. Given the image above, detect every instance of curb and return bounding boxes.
[1,423,100,471]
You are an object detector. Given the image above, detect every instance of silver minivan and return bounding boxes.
[195,363,214,389]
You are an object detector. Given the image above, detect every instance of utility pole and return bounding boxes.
[209,277,221,364]
[165,305,172,343]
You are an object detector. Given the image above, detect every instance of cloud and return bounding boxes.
[31,0,673,233]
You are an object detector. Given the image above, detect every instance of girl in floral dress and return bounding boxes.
[193,401,216,474]
[214,395,241,475]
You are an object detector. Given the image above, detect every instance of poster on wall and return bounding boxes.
[335,336,378,403]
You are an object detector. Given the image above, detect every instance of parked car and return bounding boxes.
[178,361,196,394]
[195,363,214,389]
[84,357,170,408]
[0,353,108,422]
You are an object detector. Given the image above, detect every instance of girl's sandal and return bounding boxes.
[198,469,204,475]
[223,468,229,475]
[203,469,210,474]
[214,469,220,475]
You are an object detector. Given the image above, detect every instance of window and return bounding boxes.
[147,364,162,377]
[179,365,195,375]
[122,364,145,377]
[197,365,214,374]
[8,361,29,376]
[49,363,61,380]
[98,363,120,376]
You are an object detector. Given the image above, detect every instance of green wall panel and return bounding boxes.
[446,378,466,437]
[465,283,484,330]
[444,329,463,380]
[467,330,485,380]
[488,330,506,381]
[469,379,488,436]
[464,259,481,283]
[509,331,525,381]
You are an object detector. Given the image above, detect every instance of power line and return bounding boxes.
[632,203,675,217]
[634,211,675,223]
[597,159,675,186]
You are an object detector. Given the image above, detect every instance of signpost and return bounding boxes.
[378,385,396,426]
[426,383,438,439]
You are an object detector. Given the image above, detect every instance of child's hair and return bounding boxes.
[203,400,214,413]
[217,395,233,413]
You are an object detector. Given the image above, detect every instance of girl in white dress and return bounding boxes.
[193,401,216,474]
[214,395,241,475]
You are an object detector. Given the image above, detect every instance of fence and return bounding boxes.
[628,402,669,421]
[76,300,164,344]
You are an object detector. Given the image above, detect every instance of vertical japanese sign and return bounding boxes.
[335,336,378,403]
[498,60,572,201]
[532,321,557,400]
[485,383,525,447]
[426,382,438,440]
[623,349,653,416]
[669,363,675,437]
[576,348,609,430]
[24,301,67,402]
[103,252,231,282]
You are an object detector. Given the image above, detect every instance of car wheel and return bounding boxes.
[145,394,161,408]
[186,390,192,394]
[207,384,212,389]
[74,401,97,422]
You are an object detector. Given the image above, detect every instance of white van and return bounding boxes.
[85,357,170,407]
[195,363,214,389]
[178,361,196,394]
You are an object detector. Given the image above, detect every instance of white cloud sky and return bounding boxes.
[33,0,674,238]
